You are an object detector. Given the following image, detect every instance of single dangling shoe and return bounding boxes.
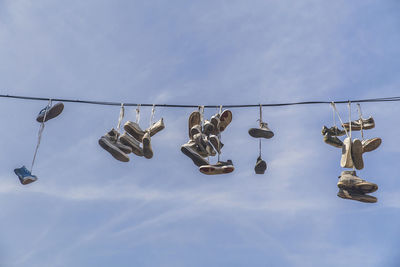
[14,166,38,185]
[323,133,343,148]
[342,116,375,131]
[248,122,274,139]
[217,110,232,132]
[146,118,165,137]
[254,156,267,174]
[337,189,377,203]
[36,102,64,123]
[362,137,382,153]
[321,125,346,137]
[142,132,153,159]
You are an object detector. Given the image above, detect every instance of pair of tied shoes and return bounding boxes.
[337,171,378,203]
[341,137,382,170]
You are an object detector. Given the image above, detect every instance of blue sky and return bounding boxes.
[0,0,400,266]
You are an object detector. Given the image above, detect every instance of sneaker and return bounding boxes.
[193,133,209,157]
[209,135,224,154]
[351,138,364,170]
[14,166,38,185]
[188,111,201,138]
[342,116,375,131]
[190,125,202,140]
[203,120,214,136]
[323,134,343,148]
[142,132,153,159]
[217,110,232,132]
[36,102,64,123]
[146,118,165,137]
[362,137,382,153]
[340,137,354,168]
[124,121,145,142]
[210,114,220,135]
[103,129,132,154]
[119,132,144,157]
[181,141,209,167]
[205,140,216,157]
[248,122,274,139]
[98,133,130,162]
[199,160,234,175]
[254,156,267,174]
[337,170,378,193]
[321,126,346,137]
[337,189,377,203]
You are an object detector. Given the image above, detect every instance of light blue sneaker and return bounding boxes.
[14,166,38,185]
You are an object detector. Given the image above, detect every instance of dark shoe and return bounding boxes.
[209,135,223,154]
[203,120,214,136]
[254,156,267,174]
[120,132,144,157]
[142,132,153,159]
[98,134,129,162]
[199,160,234,175]
[14,166,38,185]
[124,121,145,142]
[337,189,377,203]
[321,126,346,137]
[181,141,209,167]
[323,134,343,148]
[342,116,375,131]
[36,102,64,123]
[146,118,165,137]
[362,138,382,153]
[248,122,274,139]
[351,138,364,170]
[337,170,378,193]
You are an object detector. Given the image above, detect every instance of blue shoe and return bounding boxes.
[36,102,64,123]
[14,166,38,185]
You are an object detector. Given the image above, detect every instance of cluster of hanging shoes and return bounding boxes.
[99,104,165,162]
[14,101,64,184]
[324,103,382,203]
[248,105,274,174]
[181,107,234,175]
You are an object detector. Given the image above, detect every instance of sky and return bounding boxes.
[0,0,400,266]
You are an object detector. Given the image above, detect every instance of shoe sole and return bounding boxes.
[248,128,274,139]
[340,137,354,168]
[99,138,129,162]
[123,122,145,142]
[188,112,201,138]
[351,139,364,170]
[356,182,378,193]
[218,110,232,132]
[181,146,208,167]
[199,165,234,175]
[337,191,377,203]
[36,102,64,123]
[363,138,382,153]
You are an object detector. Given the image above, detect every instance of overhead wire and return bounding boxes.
[1,94,400,108]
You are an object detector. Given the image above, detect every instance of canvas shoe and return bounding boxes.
[199,160,234,175]
[342,116,375,131]
[193,133,209,157]
[142,132,153,159]
[99,131,130,162]
[119,132,144,157]
[254,156,267,174]
[103,129,132,154]
[209,135,224,154]
[146,118,165,137]
[36,102,64,123]
[14,166,38,185]
[203,120,214,136]
[321,126,346,137]
[337,189,377,203]
[362,138,382,153]
[340,137,354,168]
[188,111,201,138]
[351,138,364,170]
[210,114,220,135]
[337,170,378,193]
[181,141,209,167]
[124,121,146,142]
[190,125,202,140]
[323,134,343,148]
[248,122,274,139]
[217,110,232,132]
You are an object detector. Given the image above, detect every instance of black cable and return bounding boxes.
[1,93,400,108]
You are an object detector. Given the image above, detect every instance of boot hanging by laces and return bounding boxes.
[31,99,52,173]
